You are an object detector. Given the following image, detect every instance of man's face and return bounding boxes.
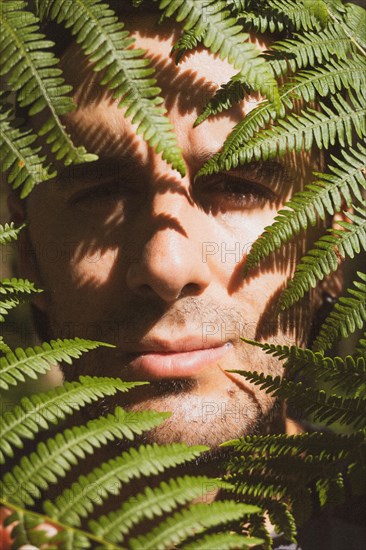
[22,16,317,446]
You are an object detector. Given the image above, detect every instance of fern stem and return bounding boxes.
[0,497,123,550]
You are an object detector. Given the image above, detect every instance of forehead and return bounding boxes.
[58,14,263,168]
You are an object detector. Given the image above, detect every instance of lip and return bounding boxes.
[119,341,233,379]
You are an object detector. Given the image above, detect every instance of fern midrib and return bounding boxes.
[1,13,79,157]
[0,497,122,550]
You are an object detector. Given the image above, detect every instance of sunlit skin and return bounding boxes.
[13,15,326,448]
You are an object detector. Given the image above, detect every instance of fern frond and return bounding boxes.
[42,0,186,175]
[89,475,227,544]
[198,93,366,175]
[44,443,208,525]
[313,272,366,352]
[356,331,366,357]
[1,407,168,506]
[338,2,366,54]
[239,0,323,33]
[171,28,205,63]
[234,371,366,427]
[0,1,97,167]
[194,74,251,127]
[224,429,364,458]
[129,500,260,550]
[182,532,263,549]
[0,107,55,197]
[279,206,366,309]
[0,338,112,390]
[0,278,41,295]
[0,278,43,321]
[239,338,366,394]
[269,23,355,77]
[158,0,279,108]
[243,143,366,276]
[0,376,146,464]
[0,337,11,355]
[0,223,25,245]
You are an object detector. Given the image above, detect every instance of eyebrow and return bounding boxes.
[55,155,146,189]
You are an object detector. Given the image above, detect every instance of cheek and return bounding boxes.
[69,246,119,288]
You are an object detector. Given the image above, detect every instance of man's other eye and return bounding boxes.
[70,182,131,209]
[198,175,277,210]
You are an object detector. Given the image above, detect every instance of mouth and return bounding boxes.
[119,341,234,380]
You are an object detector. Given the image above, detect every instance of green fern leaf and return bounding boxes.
[198,93,366,175]
[269,23,355,77]
[341,2,366,53]
[44,443,208,525]
[239,339,366,394]
[1,407,168,507]
[240,0,323,33]
[194,73,251,127]
[234,371,366,427]
[243,143,366,276]
[171,28,205,63]
[0,223,25,245]
[313,272,366,352]
[0,337,11,355]
[0,338,112,390]
[42,0,186,175]
[0,1,97,167]
[0,107,55,197]
[129,500,260,550]
[182,532,264,549]
[208,55,366,158]
[158,0,279,108]
[356,331,366,357]
[0,376,146,464]
[279,206,366,309]
[0,278,41,295]
[89,475,228,544]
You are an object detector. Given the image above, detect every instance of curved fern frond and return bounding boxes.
[182,532,264,550]
[129,500,260,550]
[269,23,355,77]
[158,0,279,108]
[240,338,366,394]
[89,475,228,544]
[194,73,251,127]
[198,93,366,175]
[239,0,323,34]
[0,278,41,296]
[210,55,366,155]
[0,223,25,245]
[313,272,366,352]
[0,337,11,355]
[243,143,366,276]
[171,28,205,63]
[0,338,112,390]
[45,443,208,525]
[0,376,146,464]
[42,0,186,175]
[279,206,366,309]
[1,407,168,507]
[0,107,55,197]
[0,1,97,167]
[232,370,366,427]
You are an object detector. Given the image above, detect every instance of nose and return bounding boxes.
[126,190,211,303]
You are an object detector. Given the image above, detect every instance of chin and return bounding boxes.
[95,381,267,447]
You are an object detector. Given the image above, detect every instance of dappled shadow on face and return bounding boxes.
[254,284,314,348]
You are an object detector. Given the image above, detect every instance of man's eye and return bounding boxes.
[198,175,276,209]
[70,182,130,208]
